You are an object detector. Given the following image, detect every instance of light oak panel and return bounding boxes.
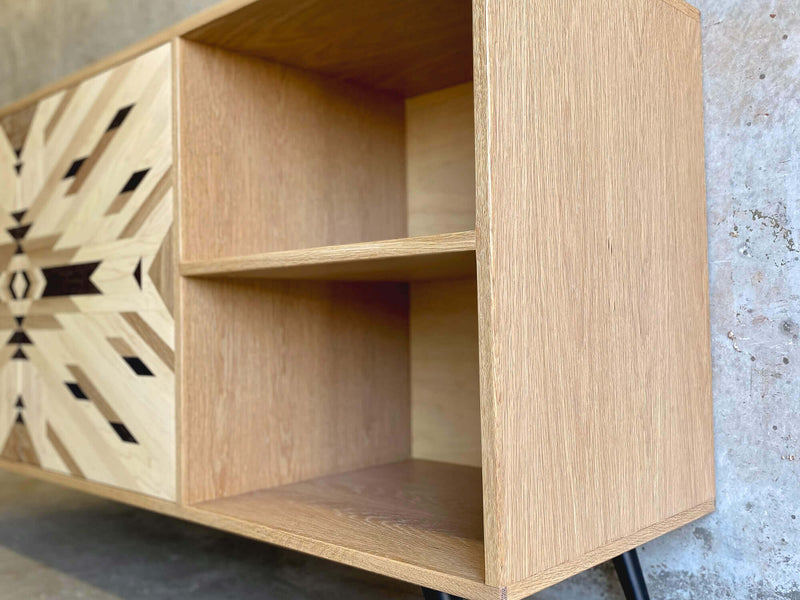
[475,0,713,585]
[181,278,411,504]
[407,83,476,237]
[180,231,476,281]
[503,500,714,599]
[184,0,473,97]
[178,39,407,262]
[411,279,481,467]
[197,460,485,584]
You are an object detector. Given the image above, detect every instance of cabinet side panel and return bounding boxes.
[477,0,713,585]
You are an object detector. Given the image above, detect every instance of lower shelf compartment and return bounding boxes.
[193,459,486,583]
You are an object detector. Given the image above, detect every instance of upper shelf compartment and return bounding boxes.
[182,0,474,98]
[177,0,476,267]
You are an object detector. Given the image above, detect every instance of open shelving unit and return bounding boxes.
[175,4,486,590]
[0,0,715,598]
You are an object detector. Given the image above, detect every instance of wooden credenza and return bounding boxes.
[0,1,715,598]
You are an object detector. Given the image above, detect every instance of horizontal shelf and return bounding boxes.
[193,459,485,584]
[180,231,476,281]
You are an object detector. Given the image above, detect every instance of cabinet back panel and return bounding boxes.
[178,40,407,261]
[410,279,481,467]
[180,278,411,504]
[406,83,476,237]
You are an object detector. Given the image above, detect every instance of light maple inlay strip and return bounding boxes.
[120,168,172,238]
[121,312,174,370]
[46,423,85,478]
[43,86,77,141]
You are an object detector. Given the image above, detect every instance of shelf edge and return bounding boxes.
[180,231,477,279]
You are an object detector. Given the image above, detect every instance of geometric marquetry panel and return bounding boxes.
[0,45,175,500]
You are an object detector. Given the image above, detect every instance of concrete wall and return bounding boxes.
[0,1,797,598]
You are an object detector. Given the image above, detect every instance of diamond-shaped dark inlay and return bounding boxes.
[7,330,32,345]
[110,422,138,444]
[107,104,134,131]
[8,270,31,300]
[15,396,24,409]
[123,356,154,376]
[15,413,24,425]
[120,169,150,193]
[65,382,88,400]
[14,163,22,175]
[64,157,87,179]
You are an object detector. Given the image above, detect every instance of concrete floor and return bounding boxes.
[0,470,426,600]
[0,468,632,600]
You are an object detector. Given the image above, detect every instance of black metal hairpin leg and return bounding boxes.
[421,549,648,600]
[421,587,465,600]
[612,548,651,600]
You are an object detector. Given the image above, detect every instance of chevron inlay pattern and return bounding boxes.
[0,45,175,500]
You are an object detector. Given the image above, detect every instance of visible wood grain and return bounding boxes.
[406,83,476,237]
[46,423,85,478]
[0,103,37,152]
[410,279,481,467]
[148,225,175,315]
[184,0,473,97]
[474,0,713,585]
[181,278,411,504]
[179,39,407,261]
[503,500,715,600]
[172,37,184,506]
[180,231,475,280]
[121,312,174,371]
[0,421,40,466]
[0,458,503,600]
[197,460,485,582]
[119,168,173,239]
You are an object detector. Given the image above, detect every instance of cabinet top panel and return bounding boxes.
[184,0,474,97]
